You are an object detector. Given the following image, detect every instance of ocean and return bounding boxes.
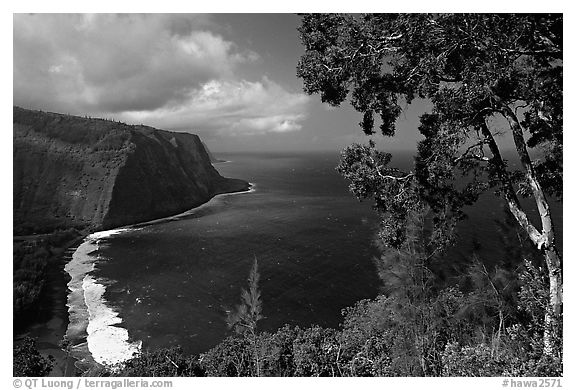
[64,151,563,367]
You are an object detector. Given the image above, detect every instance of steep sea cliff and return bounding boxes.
[13,106,249,235]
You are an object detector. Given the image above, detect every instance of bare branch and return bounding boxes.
[377,173,414,181]
[322,64,343,73]
[502,48,562,59]
[453,140,489,164]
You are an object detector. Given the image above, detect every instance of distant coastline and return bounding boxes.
[126,182,254,228]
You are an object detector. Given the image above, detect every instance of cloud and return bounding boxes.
[13,14,311,137]
[121,77,310,135]
[13,14,257,114]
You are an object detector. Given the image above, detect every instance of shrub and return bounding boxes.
[292,326,340,376]
[116,347,204,377]
[200,336,252,376]
[13,337,53,377]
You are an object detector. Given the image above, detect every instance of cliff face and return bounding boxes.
[202,141,225,163]
[13,107,249,234]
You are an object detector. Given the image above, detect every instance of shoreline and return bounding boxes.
[127,183,255,229]
[18,182,255,375]
[65,228,141,374]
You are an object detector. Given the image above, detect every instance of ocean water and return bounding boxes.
[64,151,562,366]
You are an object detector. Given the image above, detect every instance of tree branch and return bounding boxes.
[496,101,556,251]
[378,173,414,181]
[502,48,562,59]
[478,119,545,248]
[453,140,489,164]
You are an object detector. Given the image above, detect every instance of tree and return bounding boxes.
[59,336,72,376]
[297,13,562,355]
[226,258,265,376]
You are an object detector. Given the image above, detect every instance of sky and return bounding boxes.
[13,13,428,153]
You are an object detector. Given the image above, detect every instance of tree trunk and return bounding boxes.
[253,332,260,377]
[543,246,562,356]
[480,110,563,355]
[501,106,563,355]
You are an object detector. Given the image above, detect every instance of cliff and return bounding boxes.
[202,142,226,163]
[13,107,249,234]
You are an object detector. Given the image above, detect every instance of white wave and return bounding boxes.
[83,275,141,365]
[89,228,133,241]
[240,182,257,194]
[219,182,257,196]
[65,227,141,367]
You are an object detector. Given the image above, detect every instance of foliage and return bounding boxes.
[116,347,204,377]
[298,13,562,253]
[13,337,53,377]
[200,336,253,376]
[441,342,510,376]
[440,252,561,376]
[459,256,519,344]
[226,258,264,336]
[292,326,340,376]
[13,244,50,323]
[14,229,82,328]
[257,325,299,376]
[298,11,562,359]
[504,259,562,375]
[225,258,265,376]
[337,143,423,247]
